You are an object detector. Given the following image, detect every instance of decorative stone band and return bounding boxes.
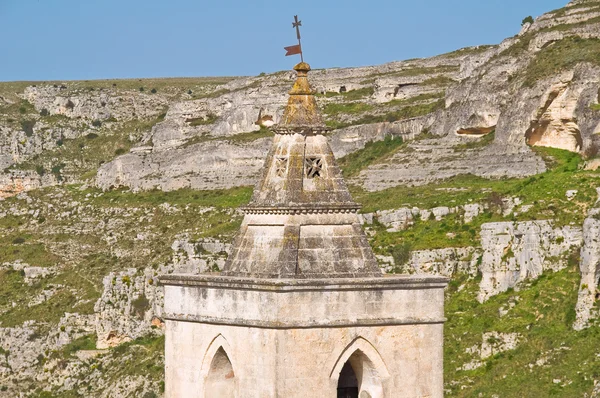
[161,314,446,330]
[160,274,448,329]
[159,274,449,291]
[270,125,332,136]
[240,204,361,215]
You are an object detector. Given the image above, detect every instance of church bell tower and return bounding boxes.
[160,53,447,398]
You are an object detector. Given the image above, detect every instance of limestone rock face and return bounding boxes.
[477,221,583,302]
[525,80,583,152]
[94,237,230,348]
[94,268,162,349]
[574,190,600,330]
[355,139,545,191]
[23,86,168,121]
[96,138,271,191]
[409,247,481,277]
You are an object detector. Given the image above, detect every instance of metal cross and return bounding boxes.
[293,15,302,41]
[293,15,303,62]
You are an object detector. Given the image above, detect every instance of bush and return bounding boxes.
[86,132,99,139]
[139,87,144,92]
[91,119,102,127]
[65,100,75,110]
[522,16,534,26]
[187,89,192,95]
[391,242,412,266]
[150,88,157,94]
[12,237,25,244]
[132,294,150,318]
[40,108,49,117]
[21,120,36,137]
[35,166,45,176]
[115,148,127,156]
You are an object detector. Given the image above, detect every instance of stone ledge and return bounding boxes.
[240,204,361,215]
[162,314,446,329]
[158,274,449,292]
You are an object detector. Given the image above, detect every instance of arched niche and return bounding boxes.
[201,335,237,398]
[330,337,389,398]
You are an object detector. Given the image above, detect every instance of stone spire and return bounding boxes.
[221,62,381,279]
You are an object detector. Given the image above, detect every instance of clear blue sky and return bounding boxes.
[0,0,568,82]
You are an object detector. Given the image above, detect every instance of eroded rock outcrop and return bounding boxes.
[574,189,600,330]
[94,237,230,348]
[478,220,583,302]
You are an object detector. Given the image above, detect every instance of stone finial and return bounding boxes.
[277,62,326,129]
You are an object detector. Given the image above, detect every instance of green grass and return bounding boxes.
[0,234,60,268]
[109,334,164,380]
[444,261,600,397]
[337,135,405,178]
[71,185,252,209]
[522,37,600,87]
[13,114,166,181]
[443,45,495,58]
[323,102,374,117]
[453,131,496,151]
[186,113,217,126]
[422,76,456,86]
[590,103,600,111]
[369,213,483,254]
[57,334,98,358]
[353,147,598,227]
[326,99,445,130]
[227,127,273,143]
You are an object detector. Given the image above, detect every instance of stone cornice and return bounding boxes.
[240,204,361,215]
[270,125,332,135]
[158,274,449,292]
[161,314,446,330]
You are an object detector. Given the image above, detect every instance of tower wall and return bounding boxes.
[162,276,446,398]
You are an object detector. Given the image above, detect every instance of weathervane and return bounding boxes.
[284,15,304,62]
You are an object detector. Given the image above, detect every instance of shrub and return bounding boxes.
[86,132,99,139]
[132,294,150,318]
[65,100,75,110]
[139,87,144,92]
[391,242,412,266]
[21,120,36,137]
[522,16,534,26]
[12,237,25,244]
[56,139,64,147]
[150,88,157,94]
[35,166,45,176]
[486,191,505,213]
[187,89,193,95]
[40,108,50,117]
[115,148,127,156]
[91,119,102,127]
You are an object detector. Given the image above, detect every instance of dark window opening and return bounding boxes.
[337,361,358,398]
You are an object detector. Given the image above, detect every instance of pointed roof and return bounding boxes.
[220,62,381,279]
[245,62,359,210]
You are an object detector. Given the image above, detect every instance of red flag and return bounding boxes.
[284,44,302,56]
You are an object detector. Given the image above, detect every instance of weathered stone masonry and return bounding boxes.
[160,62,448,398]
